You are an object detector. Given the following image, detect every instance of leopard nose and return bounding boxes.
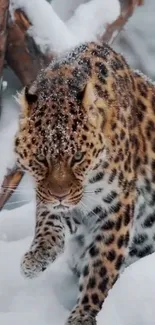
[53,192,69,201]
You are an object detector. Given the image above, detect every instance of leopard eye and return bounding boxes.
[37,154,45,163]
[36,154,49,168]
[73,151,84,162]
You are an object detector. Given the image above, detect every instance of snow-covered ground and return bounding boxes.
[1,0,155,324]
[0,202,155,325]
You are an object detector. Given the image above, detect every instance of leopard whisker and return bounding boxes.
[80,200,100,220]
[4,199,30,207]
[1,185,36,190]
[0,187,34,194]
[82,193,101,205]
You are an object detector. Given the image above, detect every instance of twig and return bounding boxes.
[102,0,143,44]
[0,166,24,212]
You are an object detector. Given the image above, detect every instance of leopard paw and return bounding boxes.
[66,313,96,325]
[20,245,56,278]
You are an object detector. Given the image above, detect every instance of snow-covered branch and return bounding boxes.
[6,9,52,86]
[10,0,78,53]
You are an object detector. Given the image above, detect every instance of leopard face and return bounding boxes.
[15,42,135,213]
[15,73,107,212]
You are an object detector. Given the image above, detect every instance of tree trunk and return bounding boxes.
[0,0,9,116]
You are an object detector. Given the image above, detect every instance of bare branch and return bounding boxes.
[102,0,143,44]
[6,10,52,86]
[0,167,24,212]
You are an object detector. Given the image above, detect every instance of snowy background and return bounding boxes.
[0,0,155,324]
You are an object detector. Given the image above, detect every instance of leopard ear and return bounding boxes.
[82,82,107,127]
[17,83,38,117]
[25,83,38,104]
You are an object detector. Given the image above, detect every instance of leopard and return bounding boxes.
[14,41,155,325]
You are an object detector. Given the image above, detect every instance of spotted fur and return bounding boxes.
[15,42,155,325]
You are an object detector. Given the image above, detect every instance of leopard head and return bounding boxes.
[15,61,112,212]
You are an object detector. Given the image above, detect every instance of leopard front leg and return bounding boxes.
[66,193,135,325]
[21,202,65,278]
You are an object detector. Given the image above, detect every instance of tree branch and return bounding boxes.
[0,0,9,115]
[102,0,143,44]
[6,9,51,86]
[0,167,24,212]
[0,0,9,76]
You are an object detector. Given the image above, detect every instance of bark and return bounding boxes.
[0,167,24,212]
[0,0,9,116]
[0,0,9,76]
[0,0,144,211]
[6,10,52,86]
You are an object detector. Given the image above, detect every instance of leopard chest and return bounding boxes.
[126,176,155,265]
[68,169,120,233]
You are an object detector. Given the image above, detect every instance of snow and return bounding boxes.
[0,202,155,325]
[67,0,120,43]
[10,0,120,53]
[0,82,18,187]
[0,120,17,186]
[10,0,77,53]
[52,0,87,22]
[0,69,34,206]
